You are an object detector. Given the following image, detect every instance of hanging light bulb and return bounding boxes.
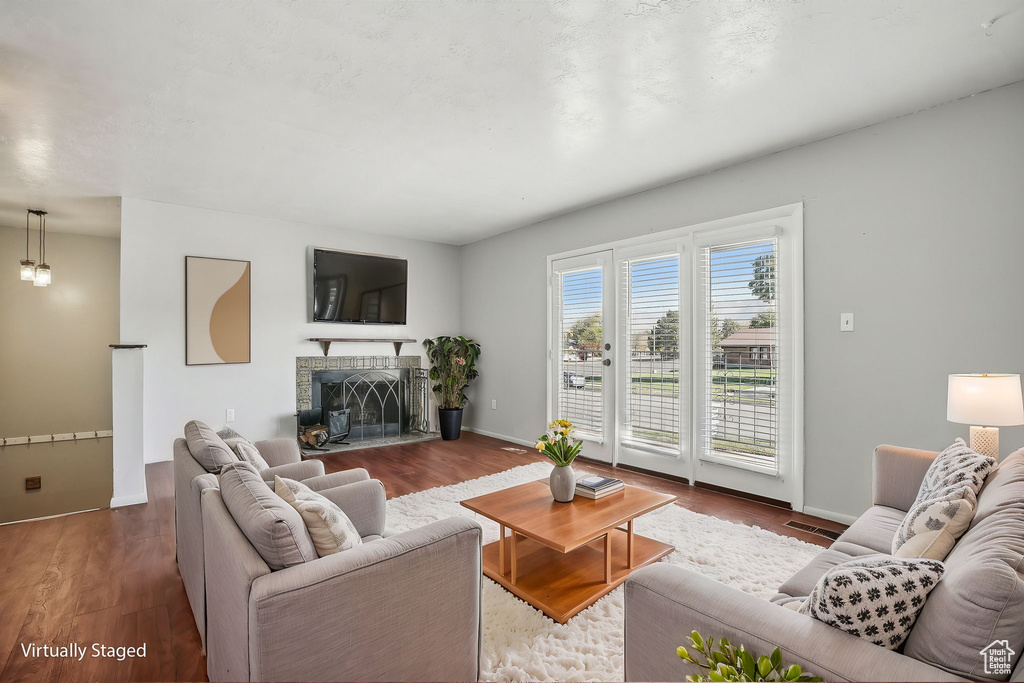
[20,210,35,281]
[33,211,51,287]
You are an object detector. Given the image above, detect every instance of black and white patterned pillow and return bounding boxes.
[914,440,995,507]
[798,557,945,650]
[892,486,975,560]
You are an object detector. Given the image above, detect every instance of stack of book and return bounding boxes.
[575,475,625,499]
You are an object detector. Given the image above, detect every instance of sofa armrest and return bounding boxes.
[316,479,387,538]
[254,437,301,467]
[261,459,325,484]
[872,444,938,512]
[300,467,371,492]
[248,517,482,682]
[624,564,962,683]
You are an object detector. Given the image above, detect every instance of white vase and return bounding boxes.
[549,464,576,502]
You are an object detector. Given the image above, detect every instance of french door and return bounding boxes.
[547,204,803,508]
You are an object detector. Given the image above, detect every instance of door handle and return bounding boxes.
[602,358,611,367]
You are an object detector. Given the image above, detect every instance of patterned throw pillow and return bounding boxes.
[274,476,362,557]
[914,440,995,507]
[892,487,975,560]
[798,557,945,650]
[225,438,270,472]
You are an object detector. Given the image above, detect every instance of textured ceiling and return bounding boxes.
[1,1,1023,242]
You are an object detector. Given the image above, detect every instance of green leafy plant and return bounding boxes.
[677,631,821,683]
[423,336,481,409]
[534,420,583,466]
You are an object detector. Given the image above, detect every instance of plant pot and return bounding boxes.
[438,408,464,441]
[549,464,576,502]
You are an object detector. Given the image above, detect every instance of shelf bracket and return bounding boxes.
[318,340,333,356]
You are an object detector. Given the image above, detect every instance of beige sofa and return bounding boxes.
[173,430,368,649]
[201,466,483,682]
[624,445,1024,682]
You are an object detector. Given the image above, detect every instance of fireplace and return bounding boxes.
[296,356,428,446]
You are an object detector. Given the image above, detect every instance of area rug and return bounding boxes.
[385,462,821,682]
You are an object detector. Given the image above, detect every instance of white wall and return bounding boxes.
[460,81,1024,520]
[120,198,461,463]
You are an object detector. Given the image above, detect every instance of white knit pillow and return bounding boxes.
[892,486,975,560]
[914,440,995,507]
[275,477,362,557]
[799,556,945,650]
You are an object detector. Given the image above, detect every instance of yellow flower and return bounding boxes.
[535,441,545,451]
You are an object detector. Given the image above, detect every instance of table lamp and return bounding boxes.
[947,373,1024,459]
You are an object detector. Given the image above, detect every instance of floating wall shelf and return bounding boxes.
[307,338,417,357]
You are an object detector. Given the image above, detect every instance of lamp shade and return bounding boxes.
[947,374,1024,426]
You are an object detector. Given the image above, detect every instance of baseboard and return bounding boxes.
[802,506,859,526]
[0,507,101,526]
[110,493,149,508]
[462,426,535,449]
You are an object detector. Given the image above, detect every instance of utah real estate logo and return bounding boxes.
[980,640,1015,676]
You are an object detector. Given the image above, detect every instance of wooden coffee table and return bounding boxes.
[460,479,676,623]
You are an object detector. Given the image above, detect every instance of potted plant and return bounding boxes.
[423,335,481,440]
[535,420,583,502]
[677,631,822,682]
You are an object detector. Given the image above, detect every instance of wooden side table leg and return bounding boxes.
[510,530,518,585]
[628,519,635,569]
[499,524,506,575]
[604,532,612,584]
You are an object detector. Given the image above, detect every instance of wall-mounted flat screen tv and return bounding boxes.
[311,248,408,324]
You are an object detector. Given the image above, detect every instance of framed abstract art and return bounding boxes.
[185,256,251,365]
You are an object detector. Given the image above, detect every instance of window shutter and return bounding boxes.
[553,266,604,437]
[620,253,681,451]
[699,237,779,472]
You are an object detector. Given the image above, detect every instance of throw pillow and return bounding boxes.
[183,420,239,473]
[225,438,270,472]
[275,476,363,557]
[914,441,996,507]
[892,487,975,560]
[798,556,945,650]
[218,462,317,570]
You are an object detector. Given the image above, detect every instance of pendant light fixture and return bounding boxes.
[19,210,35,281]
[30,210,51,287]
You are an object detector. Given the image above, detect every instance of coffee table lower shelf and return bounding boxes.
[481,527,674,623]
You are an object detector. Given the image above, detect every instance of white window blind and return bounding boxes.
[621,254,680,451]
[699,238,779,472]
[555,267,603,437]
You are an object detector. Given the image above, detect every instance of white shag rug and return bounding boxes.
[385,462,821,683]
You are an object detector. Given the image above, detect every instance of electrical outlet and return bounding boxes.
[25,476,41,490]
[840,313,855,332]
[491,399,497,410]
[226,408,236,423]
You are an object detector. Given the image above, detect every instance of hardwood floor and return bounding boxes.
[0,431,845,682]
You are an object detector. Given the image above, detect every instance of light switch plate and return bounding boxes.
[491,399,497,410]
[840,313,855,332]
[226,408,236,423]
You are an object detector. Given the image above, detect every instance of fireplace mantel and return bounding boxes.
[307,338,417,357]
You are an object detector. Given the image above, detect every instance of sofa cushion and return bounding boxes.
[218,462,317,570]
[914,440,995,508]
[903,450,1024,680]
[892,487,975,561]
[835,505,906,555]
[799,556,945,650]
[184,420,238,473]
[776,548,873,600]
[275,477,362,557]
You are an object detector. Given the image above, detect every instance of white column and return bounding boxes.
[111,346,148,507]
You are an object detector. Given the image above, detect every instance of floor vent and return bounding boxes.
[784,520,842,541]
